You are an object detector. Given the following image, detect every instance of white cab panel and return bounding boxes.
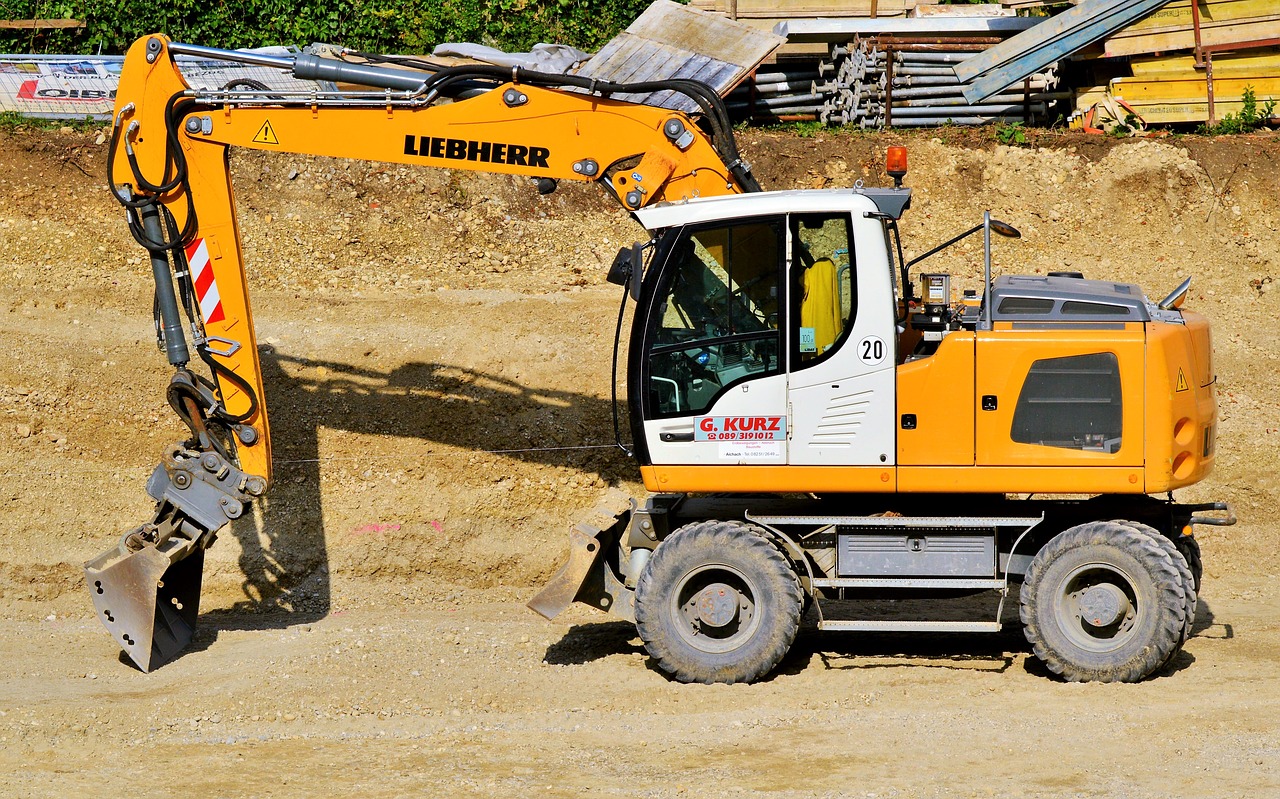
[644,373,787,466]
[788,211,898,466]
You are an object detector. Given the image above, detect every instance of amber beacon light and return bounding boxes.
[886,146,908,187]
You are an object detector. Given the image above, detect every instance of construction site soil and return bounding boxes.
[0,125,1278,797]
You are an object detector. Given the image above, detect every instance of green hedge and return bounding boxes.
[0,0,654,55]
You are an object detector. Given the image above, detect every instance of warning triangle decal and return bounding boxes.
[252,120,279,145]
[1176,368,1189,392]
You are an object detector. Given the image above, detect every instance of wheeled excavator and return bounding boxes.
[88,35,1234,683]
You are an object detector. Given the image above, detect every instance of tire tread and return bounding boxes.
[1020,521,1185,683]
[635,520,802,685]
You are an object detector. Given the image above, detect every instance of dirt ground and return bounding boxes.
[0,123,1278,797]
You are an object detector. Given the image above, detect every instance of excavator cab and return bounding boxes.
[631,189,906,483]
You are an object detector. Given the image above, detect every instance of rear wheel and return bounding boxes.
[1118,520,1196,662]
[1174,533,1203,593]
[635,520,802,684]
[1020,521,1186,683]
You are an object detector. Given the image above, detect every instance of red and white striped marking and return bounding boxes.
[185,238,225,325]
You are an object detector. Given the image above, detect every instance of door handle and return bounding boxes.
[660,431,695,442]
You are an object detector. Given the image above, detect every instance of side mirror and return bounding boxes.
[989,219,1021,239]
[606,243,645,301]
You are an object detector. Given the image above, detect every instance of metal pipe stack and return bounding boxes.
[818,38,1065,129]
[726,61,826,122]
[724,39,1064,128]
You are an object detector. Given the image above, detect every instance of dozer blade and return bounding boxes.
[527,525,609,620]
[528,490,633,620]
[85,542,204,672]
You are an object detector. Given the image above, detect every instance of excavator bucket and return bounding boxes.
[84,540,204,672]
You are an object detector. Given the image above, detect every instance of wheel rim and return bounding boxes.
[671,563,761,655]
[1052,562,1144,653]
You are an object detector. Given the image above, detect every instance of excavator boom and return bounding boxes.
[89,34,754,671]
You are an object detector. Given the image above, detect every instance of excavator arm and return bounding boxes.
[87,34,756,671]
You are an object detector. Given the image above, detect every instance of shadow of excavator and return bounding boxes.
[200,344,632,633]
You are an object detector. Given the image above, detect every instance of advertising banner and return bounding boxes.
[0,50,327,120]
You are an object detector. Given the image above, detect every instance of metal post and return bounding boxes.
[1189,0,1216,126]
[885,46,894,129]
[1206,53,1217,127]
[982,211,993,332]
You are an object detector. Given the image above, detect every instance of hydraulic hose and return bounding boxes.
[611,282,633,458]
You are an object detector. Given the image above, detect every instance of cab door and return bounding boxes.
[640,217,789,466]
[787,212,898,467]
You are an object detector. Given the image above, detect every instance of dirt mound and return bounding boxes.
[3,125,1280,799]
[0,127,1277,619]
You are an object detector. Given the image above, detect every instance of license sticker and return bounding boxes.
[799,327,817,353]
[696,416,786,441]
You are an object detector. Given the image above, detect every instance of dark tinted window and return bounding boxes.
[1061,301,1130,316]
[1011,353,1122,452]
[998,297,1054,315]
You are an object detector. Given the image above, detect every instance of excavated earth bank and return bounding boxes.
[0,126,1277,797]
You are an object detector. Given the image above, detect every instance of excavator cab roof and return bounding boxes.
[633,187,912,232]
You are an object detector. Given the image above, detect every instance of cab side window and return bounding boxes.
[1011,352,1123,452]
[793,213,856,366]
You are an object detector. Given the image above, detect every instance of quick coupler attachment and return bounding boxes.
[84,445,266,671]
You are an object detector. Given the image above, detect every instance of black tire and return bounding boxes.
[1118,520,1196,660]
[1020,521,1186,683]
[635,520,803,685]
[1174,533,1203,594]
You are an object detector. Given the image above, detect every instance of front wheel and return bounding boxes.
[635,520,802,684]
[1020,521,1186,683]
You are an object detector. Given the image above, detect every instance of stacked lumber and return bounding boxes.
[1068,0,1280,126]
[1102,0,1280,58]
[1111,51,1280,123]
[1070,50,1280,127]
[687,0,932,19]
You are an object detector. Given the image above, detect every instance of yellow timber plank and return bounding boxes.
[1129,50,1280,77]
[1104,15,1280,58]
[1115,99,1254,123]
[1111,75,1280,101]
[1120,0,1279,34]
